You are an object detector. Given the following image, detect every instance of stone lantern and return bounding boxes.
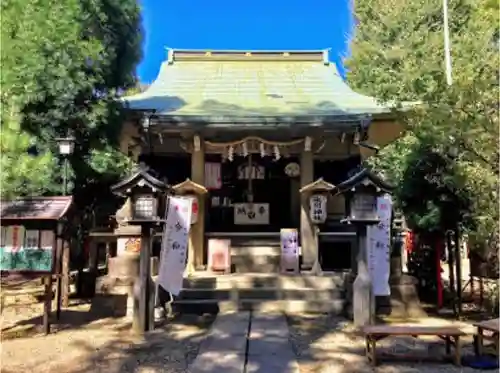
[336,168,393,328]
[299,178,335,274]
[172,178,208,275]
[110,165,170,335]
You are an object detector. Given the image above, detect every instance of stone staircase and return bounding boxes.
[171,272,349,314]
[230,236,282,273]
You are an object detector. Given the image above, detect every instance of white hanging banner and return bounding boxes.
[205,162,222,190]
[280,228,299,273]
[157,196,192,296]
[367,194,392,296]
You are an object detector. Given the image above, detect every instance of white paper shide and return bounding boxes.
[157,196,192,296]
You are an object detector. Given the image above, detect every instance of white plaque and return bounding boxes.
[234,203,269,225]
[157,196,192,296]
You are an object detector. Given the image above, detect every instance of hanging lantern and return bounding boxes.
[228,145,234,162]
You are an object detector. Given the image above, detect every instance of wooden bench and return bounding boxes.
[363,325,466,366]
[473,318,499,356]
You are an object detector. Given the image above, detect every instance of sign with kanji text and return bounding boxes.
[309,194,327,224]
[280,228,299,273]
[0,227,55,272]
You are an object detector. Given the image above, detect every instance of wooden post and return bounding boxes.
[300,149,314,269]
[436,236,444,309]
[62,240,70,308]
[352,225,375,327]
[446,231,457,316]
[55,237,63,320]
[88,240,99,297]
[191,136,205,269]
[454,229,462,317]
[134,224,152,335]
[43,274,53,335]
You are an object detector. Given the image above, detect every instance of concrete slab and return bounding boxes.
[246,354,300,373]
[209,312,250,336]
[188,312,250,373]
[188,351,246,373]
[249,327,289,339]
[246,313,299,372]
[199,333,248,353]
[247,337,295,357]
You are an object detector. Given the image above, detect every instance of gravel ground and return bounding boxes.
[286,313,490,373]
[1,301,215,373]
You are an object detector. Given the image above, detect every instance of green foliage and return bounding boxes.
[347,0,499,252]
[1,0,141,219]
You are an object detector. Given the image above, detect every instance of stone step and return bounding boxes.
[230,245,281,256]
[228,237,281,247]
[231,255,280,273]
[172,299,346,314]
[181,273,348,290]
[177,287,345,301]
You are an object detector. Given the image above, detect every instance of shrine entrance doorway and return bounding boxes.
[206,155,298,233]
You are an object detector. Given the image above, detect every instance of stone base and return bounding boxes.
[343,273,425,319]
[387,274,426,318]
[95,276,136,318]
[114,225,141,235]
[108,256,140,279]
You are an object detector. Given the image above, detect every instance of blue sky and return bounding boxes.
[138,0,354,84]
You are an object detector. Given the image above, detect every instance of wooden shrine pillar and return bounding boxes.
[300,148,315,270]
[191,135,205,269]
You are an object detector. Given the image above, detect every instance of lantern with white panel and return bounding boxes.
[110,164,170,335]
[336,168,394,328]
[299,178,336,274]
[172,179,209,273]
[111,165,169,222]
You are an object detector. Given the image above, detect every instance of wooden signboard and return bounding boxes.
[280,228,299,273]
[0,196,72,335]
[234,203,269,225]
[0,227,55,273]
[207,239,231,273]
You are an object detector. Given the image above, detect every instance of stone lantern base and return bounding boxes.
[94,226,143,318]
[95,255,140,318]
[343,272,425,319]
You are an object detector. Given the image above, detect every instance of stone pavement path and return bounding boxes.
[246,313,300,373]
[188,312,299,373]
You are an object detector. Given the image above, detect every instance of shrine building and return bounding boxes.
[117,49,404,276]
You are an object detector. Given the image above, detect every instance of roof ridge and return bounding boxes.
[167,49,331,63]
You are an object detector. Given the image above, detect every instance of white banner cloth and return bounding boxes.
[367,194,393,296]
[157,196,192,296]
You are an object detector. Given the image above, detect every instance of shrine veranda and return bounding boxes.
[94,50,408,290]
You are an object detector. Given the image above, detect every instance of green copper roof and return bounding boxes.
[122,50,394,123]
